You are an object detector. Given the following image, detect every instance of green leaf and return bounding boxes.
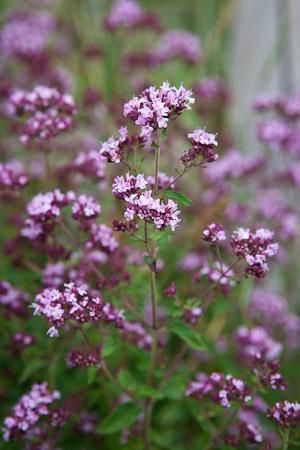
[164,191,192,206]
[117,369,135,389]
[87,366,99,384]
[19,359,45,384]
[98,402,141,435]
[102,335,118,357]
[168,320,205,350]
[161,373,186,399]
[164,301,183,318]
[135,384,163,399]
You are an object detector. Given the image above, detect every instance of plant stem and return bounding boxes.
[142,133,162,450]
[282,428,290,450]
[154,132,161,196]
[43,150,51,190]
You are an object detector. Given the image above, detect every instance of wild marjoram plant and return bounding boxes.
[2,1,300,449]
[3,80,297,449]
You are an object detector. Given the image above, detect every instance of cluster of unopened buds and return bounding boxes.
[268,401,300,428]
[66,347,100,368]
[8,86,76,143]
[186,372,251,408]
[3,383,60,441]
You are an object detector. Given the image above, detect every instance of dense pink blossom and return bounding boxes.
[32,283,124,337]
[124,190,181,231]
[9,86,76,142]
[72,194,101,221]
[236,326,282,361]
[112,173,148,199]
[268,401,300,428]
[230,227,279,278]
[124,82,194,144]
[0,280,29,316]
[72,150,106,182]
[154,30,202,65]
[0,161,29,192]
[99,127,130,163]
[0,10,55,60]
[202,223,226,242]
[27,190,74,223]
[3,382,60,441]
[181,128,218,164]
[85,223,119,253]
[104,0,158,31]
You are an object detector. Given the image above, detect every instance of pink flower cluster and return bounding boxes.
[249,289,300,347]
[186,372,251,408]
[124,82,194,144]
[198,261,236,290]
[0,10,55,60]
[181,128,218,165]
[31,283,125,337]
[205,149,266,183]
[153,30,202,65]
[193,77,229,112]
[113,173,180,231]
[0,161,29,192]
[230,227,279,278]
[3,382,60,441]
[112,173,148,199]
[0,280,29,316]
[122,321,152,349]
[225,408,263,445]
[11,332,35,352]
[236,326,282,362]
[268,401,300,428]
[104,0,158,31]
[72,194,101,221]
[21,190,74,240]
[202,223,226,242]
[66,348,100,368]
[72,150,106,183]
[147,172,175,190]
[85,223,119,253]
[99,127,130,163]
[9,86,76,143]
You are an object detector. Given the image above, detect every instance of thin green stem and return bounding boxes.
[154,132,161,196]
[282,428,290,450]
